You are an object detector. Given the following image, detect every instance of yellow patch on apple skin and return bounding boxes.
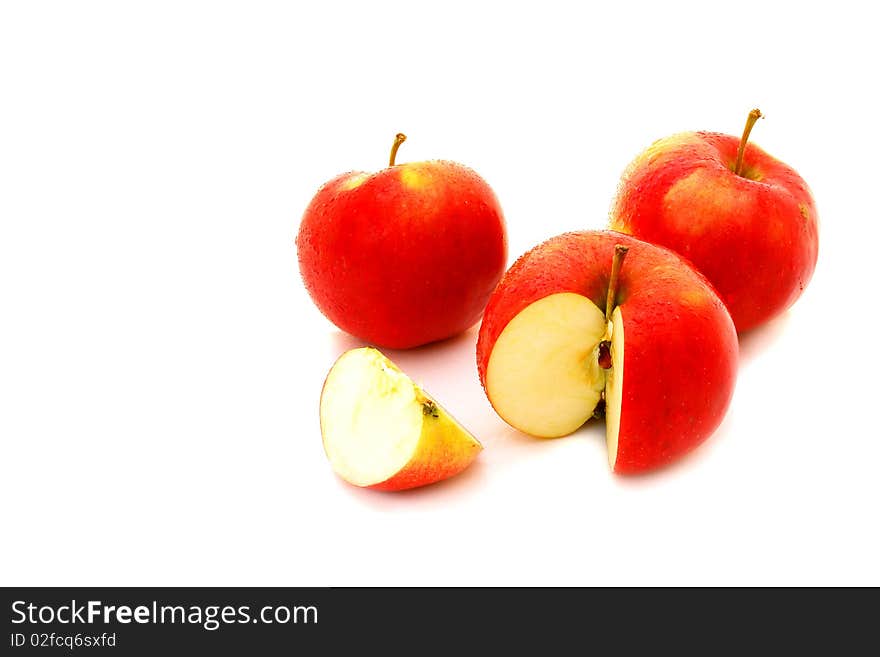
[663,168,744,235]
[738,165,763,182]
[680,288,708,308]
[632,133,700,169]
[799,203,810,221]
[399,165,431,190]
[340,173,369,191]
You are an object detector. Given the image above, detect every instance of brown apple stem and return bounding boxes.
[389,133,407,167]
[605,244,629,322]
[734,109,763,176]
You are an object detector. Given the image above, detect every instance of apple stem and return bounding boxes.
[734,108,763,176]
[605,244,629,322]
[389,133,407,167]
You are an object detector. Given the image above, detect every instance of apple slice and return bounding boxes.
[604,307,624,470]
[320,347,482,491]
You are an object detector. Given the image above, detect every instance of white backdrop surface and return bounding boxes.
[1,1,877,585]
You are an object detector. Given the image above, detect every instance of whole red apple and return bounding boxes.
[610,110,819,332]
[477,230,738,474]
[297,134,508,349]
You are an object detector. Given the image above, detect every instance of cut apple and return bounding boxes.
[485,293,607,438]
[477,230,739,474]
[320,347,482,491]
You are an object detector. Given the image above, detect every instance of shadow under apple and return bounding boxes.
[737,311,790,364]
[333,454,490,508]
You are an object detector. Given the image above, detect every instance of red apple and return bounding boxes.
[477,230,738,474]
[297,134,508,349]
[610,109,819,332]
[321,347,482,491]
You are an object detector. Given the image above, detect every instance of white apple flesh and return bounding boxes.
[604,308,624,470]
[485,293,608,438]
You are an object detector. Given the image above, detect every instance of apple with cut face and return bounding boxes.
[320,347,482,491]
[297,134,507,349]
[477,230,738,474]
[610,109,819,332]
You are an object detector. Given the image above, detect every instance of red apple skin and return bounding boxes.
[297,160,507,349]
[477,230,738,474]
[610,131,819,333]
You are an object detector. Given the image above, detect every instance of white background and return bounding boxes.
[2,1,878,586]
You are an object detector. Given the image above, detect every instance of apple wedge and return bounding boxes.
[320,347,482,491]
[477,230,738,474]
